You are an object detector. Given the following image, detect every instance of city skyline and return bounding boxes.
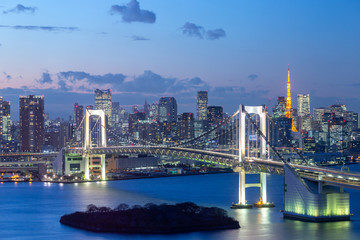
[0,0,359,119]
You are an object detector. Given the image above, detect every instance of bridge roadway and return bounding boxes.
[2,147,360,190]
[66,146,239,167]
[65,146,360,190]
[247,158,360,190]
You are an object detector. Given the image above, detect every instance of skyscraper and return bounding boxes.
[297,94,310,116]
[94,89,112,125]
[74,103,84,127]
[158,97,177,123]
[273,96,286,118]
[2,101,11,141]
[197,91,208,121]
[297,94,311,132]
[207,106,223,125]
[179,113,194,140]
[143,100,150,118]
[19,95,44,152]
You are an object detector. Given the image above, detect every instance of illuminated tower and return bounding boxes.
[286,66,292,118]
[285,66,297,132]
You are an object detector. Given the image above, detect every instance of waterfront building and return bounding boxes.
[94,89,112,125]
[19,95,45,152]
[2,100,11,141]
[158,97,177,123]
[197,91,208,121]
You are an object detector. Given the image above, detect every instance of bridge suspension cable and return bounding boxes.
[265,112,310,165]
[172,110,240,148]
[242,108,287,164]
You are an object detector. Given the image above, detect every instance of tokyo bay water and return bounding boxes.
[1,169,360,240]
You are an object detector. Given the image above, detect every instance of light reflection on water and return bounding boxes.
[0,170,360,239]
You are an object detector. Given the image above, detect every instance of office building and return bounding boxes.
[179,113,194,140]
[2,100,11,141]
[19,95,45,152]
[94,89,112,125]
[297,94,311,132]
[197,91,208,121]
[207,106,223,125]
[273,96,286,118]
[74,103,84,127]
[158,97,177,123]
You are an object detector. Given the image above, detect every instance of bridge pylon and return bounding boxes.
[232,104,274,209]
[83,109,107,180]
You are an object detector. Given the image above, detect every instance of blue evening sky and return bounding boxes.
[0,0,359,119]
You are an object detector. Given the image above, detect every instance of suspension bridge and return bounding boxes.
[52,105,360,222]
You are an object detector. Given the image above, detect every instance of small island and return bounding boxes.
[60,202,240,234]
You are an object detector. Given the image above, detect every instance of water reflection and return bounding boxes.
[0,173,359,239]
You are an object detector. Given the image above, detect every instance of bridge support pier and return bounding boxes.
[101,154,106,180]
[231,170,274,209]
[84,155,90,180]
[283,164,350,221]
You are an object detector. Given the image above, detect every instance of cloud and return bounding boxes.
[37,72,53,84]
[111,0,156,23]
[3,4,37,14]
[0,70,282,119]
[248,74,258,81]
[123,70,176,93]
[181,22,226,40]
[57,71,126,85]
[206,29,226,40]
[132,35,149,41]
[181,22,204,39]
[0,25,78,32]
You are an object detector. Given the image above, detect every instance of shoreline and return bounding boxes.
[0,171,234,184]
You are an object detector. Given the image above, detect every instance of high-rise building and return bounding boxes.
[128,112,146,135]
[297,94,311,132]
[158,97,177,123]
[179,113,194,140]
[143,100,150,118]
[19,95,44,152]
[149,102,159,121]
[313,107,328,122]
[111,102,121,125]
[74,103,84,127]
[273,96,286,118]
[2,101,11,141]
[197,91,208,121]
[297,94,310,116]
[94,89,112,125]
[207,106,223,125]
[60,122,72,149]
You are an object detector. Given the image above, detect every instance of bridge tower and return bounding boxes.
[83,109,107,180]
[233,104,273,208]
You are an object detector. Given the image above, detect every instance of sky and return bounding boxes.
[0,0,359,120]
